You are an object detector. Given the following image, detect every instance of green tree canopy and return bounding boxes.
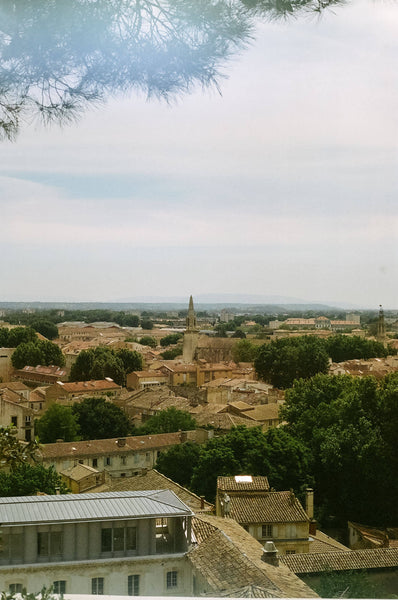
[35,404,80,443]
[139,336,157,348]
[69,346,141,385]
[30,319,59,340]
[255,335,329,388]
[11,339,65,369]
[187,425,312,502]
[281,373,398,526]
[160,333,183,347]
[0,463,69,496]
[0,326,37,347]
[140,319,154,330]
[134,407,197,436]
[160,346,183,360]
[325,334,389,362]
[155,441,202,488]
[232,339,258,362]
[0,426,41,470]
[72,397,130,440]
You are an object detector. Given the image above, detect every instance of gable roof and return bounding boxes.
[91,468,213,512]
[218,476,270,493]
[41,431,185,459]
[190,514,318,598]
[0,490,192,525]
[227,491,309,524]
[51,379,120,392]
[280,547,398,574]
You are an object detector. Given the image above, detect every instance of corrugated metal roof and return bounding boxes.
[0,490,192,525]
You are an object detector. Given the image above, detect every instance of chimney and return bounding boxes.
[55,487,60,495]
[200,495,205,510]
[306,488,314,520]
[117,438,126,447]
[309,519,317,536]
[262,541,279,567]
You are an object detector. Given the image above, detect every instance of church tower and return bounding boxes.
[186,295,198,332]
[377,304,386,342]
[183,295,199,363]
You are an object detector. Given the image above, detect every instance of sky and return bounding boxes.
[1,0,397,308]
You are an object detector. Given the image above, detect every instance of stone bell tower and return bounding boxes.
[377,304,386,342]
[183,295,199,362]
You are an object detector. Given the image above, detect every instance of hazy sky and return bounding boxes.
[1,0,397,308]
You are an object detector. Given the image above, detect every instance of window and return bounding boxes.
[286,549,296,555]
[128,575,140,596]
[79,459,84,464]
[37,531,63,557]
[53,581,66,594]
[9,584,23,594]
[105,457,111,466]
[166,571,178,589]
[92,458,98,468]
[121,456,127,466]
[11,416,17,427]
[101,525,136,553]
[92,578,104,595]
[262,524,272,538]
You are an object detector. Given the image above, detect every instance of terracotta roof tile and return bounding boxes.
[41,432,184,459]
[218,476,270,492]
[280,548,398,574]
[227,491,309,524]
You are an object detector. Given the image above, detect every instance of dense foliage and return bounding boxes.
[156,425,312,503]
[160,333,183,347]
[0,464,69,496]
[281,373,398,525]
[0,426,41,470]
[30,319,59,340]
[139,336,157,348]
[69,347,142,385]
[160,346,182,359]
[11,340,65,369]
[0,326,37,347]
[255,334,393,388]
[35,404,80,443]
[324,334,389,362]
[255,336,329,388]
[134,407,197,436]
[155,441,201,487]
[231,339,258,362]
[71,397,130,440]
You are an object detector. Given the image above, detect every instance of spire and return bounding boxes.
[377,304,386,341]
[186,295,198,332]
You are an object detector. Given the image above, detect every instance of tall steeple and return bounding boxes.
[186,295,198,332]
[377,304,386,341]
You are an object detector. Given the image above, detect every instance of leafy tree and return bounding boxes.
[0,426,41,470]
[325,334,388,362]
[255,336,329,388]
[11,340,65,369]
[155,441,201,487]
[231,328,246,338]
[115,348,143,374]
[307,569,378,599]
[281,373,398,525]
[160,333,183,347]
[232,339,258,362]
[0,326,37,347]
[70,347,127,385]
[189,426,312,502]
[30,319,59,340]
[140,319,154,330]
[72,397,130,440]
[134,407,197,436]
[160,346,183,360]
[139,336,157,348]
[35,404,80,443]
[0,464,69,496]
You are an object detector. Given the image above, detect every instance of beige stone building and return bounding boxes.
[0,391,34,441]
[216,476,311,555]
[45,378,121,404]
[0,348,15,382]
